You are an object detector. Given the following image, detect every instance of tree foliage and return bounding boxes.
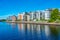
[49,8,60,22]
[0,19,6,22]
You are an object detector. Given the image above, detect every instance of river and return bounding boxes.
[0,22,60,40]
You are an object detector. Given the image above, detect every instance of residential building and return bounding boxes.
[44,9,52,20]
[11,15,17,22]
[7,15,17,21]
[41,10,45,20]
[7,9,53,21]
[18,12,25,21]
[23,12,30,21]
[29,12,34,21]
[7,16,12,21]
[35,10,41,20]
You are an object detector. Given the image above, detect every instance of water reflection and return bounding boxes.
[49,25,59,40]
[18,24,24,30]
[7,23,60,40]
[7,22,17,29]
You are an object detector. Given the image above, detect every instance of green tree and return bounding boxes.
[58,12,60,20]
[49,8,59,22]
[0,19,6,22]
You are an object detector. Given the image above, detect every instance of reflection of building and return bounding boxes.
[45,25,50,37]
[36,25,40,31]
[30,24,34,31]
[27,24,30,30]
[18,24,24,30]
[11,23,16,28]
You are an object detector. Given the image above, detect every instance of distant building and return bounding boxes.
[11,15,17,21]
[7,16,12,21]
[29,10,44,21]
[29,9,52,21]
[44,9,52,20]
[18,12,25,21]
[35,10,41,20]
[6,9,53,21]
[23,12,30,21]
[41,10,45,20]
[29,12,34,21]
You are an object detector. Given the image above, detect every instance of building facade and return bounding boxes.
[29,12,34,21]
[7,9,52,21]
[11,15,17,22]
[44,9,52,20]
[23,12,30,21]
[18,12,25,21]
[35,11,41,20]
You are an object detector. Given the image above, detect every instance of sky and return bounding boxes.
[0,0,60,19]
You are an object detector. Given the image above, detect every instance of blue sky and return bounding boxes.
[0,0,60,19]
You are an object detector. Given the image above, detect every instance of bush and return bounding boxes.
[48,19,55,22]
[55,19,60,23]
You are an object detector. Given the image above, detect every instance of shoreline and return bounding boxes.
[6,21,60,25]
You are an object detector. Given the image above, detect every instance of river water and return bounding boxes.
[0,22,60,40]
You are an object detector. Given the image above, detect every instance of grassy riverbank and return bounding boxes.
[6,21,60,26]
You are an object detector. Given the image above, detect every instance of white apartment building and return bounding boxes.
[41,10,45,20]
[44,9,51,20]
[29,12,34,21]
[35,10,41,20]
[29,10,50,21]
[26,15,30,21]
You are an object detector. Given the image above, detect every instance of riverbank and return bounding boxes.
[6,21,60,25]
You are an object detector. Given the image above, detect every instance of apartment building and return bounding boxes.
[29,12,34,21]
[11,15,17,22]
[23,12,30,21]
[18,12,25,21]
[44,9,52,20]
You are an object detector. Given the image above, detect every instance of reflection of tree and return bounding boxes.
[50,25,58,40]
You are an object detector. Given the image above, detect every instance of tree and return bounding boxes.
[0,19,6,22]
[49,8,59,22]
[58,12,60,20]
